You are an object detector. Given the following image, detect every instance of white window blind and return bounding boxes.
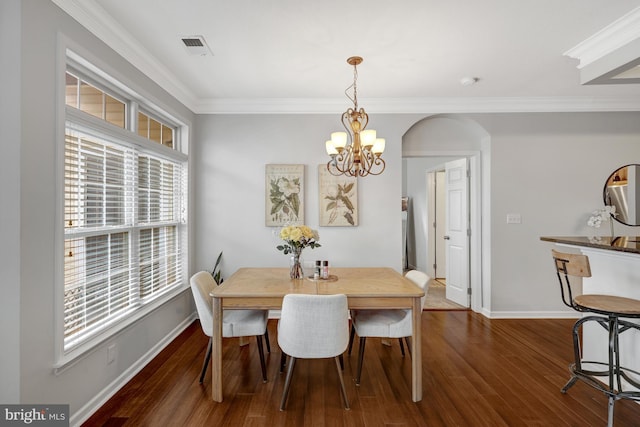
[63,127,185,351]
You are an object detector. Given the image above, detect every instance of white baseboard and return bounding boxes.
[487,310,581,319]
[70,313,197,427]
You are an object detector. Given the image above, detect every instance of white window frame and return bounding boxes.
[54,48,189,371]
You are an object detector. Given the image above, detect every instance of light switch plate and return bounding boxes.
[506,213,521,224]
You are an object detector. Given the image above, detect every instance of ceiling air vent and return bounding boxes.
[180,35,213,56]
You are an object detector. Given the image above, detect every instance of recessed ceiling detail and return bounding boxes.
[564,6,640,85]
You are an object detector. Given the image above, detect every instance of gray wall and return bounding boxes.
[193,113,421,276]
[1,0,22,404]
[476,112,640,314]
[15,1,196,423]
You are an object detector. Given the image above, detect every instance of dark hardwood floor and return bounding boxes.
[83,312,640,426]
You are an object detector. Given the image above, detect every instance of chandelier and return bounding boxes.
[325,56,385,177]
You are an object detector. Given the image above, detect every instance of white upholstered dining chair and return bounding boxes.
[278,293,350,410]
[348,269,429,385]
[190,271,270,384]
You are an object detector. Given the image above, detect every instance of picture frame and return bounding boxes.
[266,164,304,226]
[318,164,358,226]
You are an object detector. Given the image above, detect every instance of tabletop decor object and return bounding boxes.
[277,225,320,279]
[587,205,617,238]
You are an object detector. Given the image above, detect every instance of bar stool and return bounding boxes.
[552,250,640,426]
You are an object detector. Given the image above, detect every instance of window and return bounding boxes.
[138,111,174,148]
[60,59,187,359]
[65,72,126,128]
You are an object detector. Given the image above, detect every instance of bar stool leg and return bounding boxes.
[608,316,616,392]
[607,396,615,427]
[612,317,623,392]
[561,376,578,393]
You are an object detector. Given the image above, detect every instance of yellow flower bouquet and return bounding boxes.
[277,225,320,278]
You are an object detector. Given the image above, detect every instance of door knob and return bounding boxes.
[443,236,450,240]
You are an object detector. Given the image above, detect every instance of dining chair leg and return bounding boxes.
[280,356,297,411]
[398,338,405,356]
[334,356,350,409]
[355,337,366,385]
[199,338,212,384]
[348,324,356,355]
[264,329,271,353]
[339,353,344,370]
[404,336,412,357]
[280,352,287,373]
[256,335,267,383]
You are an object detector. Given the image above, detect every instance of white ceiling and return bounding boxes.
[53,0,640,113]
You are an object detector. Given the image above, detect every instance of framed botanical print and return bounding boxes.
[266,164,304,226]
[318,165,358,226]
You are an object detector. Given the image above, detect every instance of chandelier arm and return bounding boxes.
[360,149,373,171]
[367,157,386,176]
[337,146,358,177]
[327,161,341,176]
[342,110,354,144]
[358,109,369,132]
[355,149,385,177]
[333,147,349,173]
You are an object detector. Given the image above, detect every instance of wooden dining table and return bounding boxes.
[210,267,425,402]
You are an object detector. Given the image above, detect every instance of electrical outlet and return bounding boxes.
[107,344,116,365]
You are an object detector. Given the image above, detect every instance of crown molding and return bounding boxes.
[194,96,640,114]
[564,6,640,68]
[51,0,199,110]
[52,0,640,115]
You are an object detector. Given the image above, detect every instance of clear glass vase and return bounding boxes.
[290,251,304,279]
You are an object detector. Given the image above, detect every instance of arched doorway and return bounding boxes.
[402,114,491,313]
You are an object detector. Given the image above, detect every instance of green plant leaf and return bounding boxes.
[211,251,224,284]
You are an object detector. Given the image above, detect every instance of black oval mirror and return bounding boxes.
[603,164,640,226]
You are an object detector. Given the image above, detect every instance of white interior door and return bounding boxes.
[435,171,446,278]
[444,158,470,307]
[426,171,436,279]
